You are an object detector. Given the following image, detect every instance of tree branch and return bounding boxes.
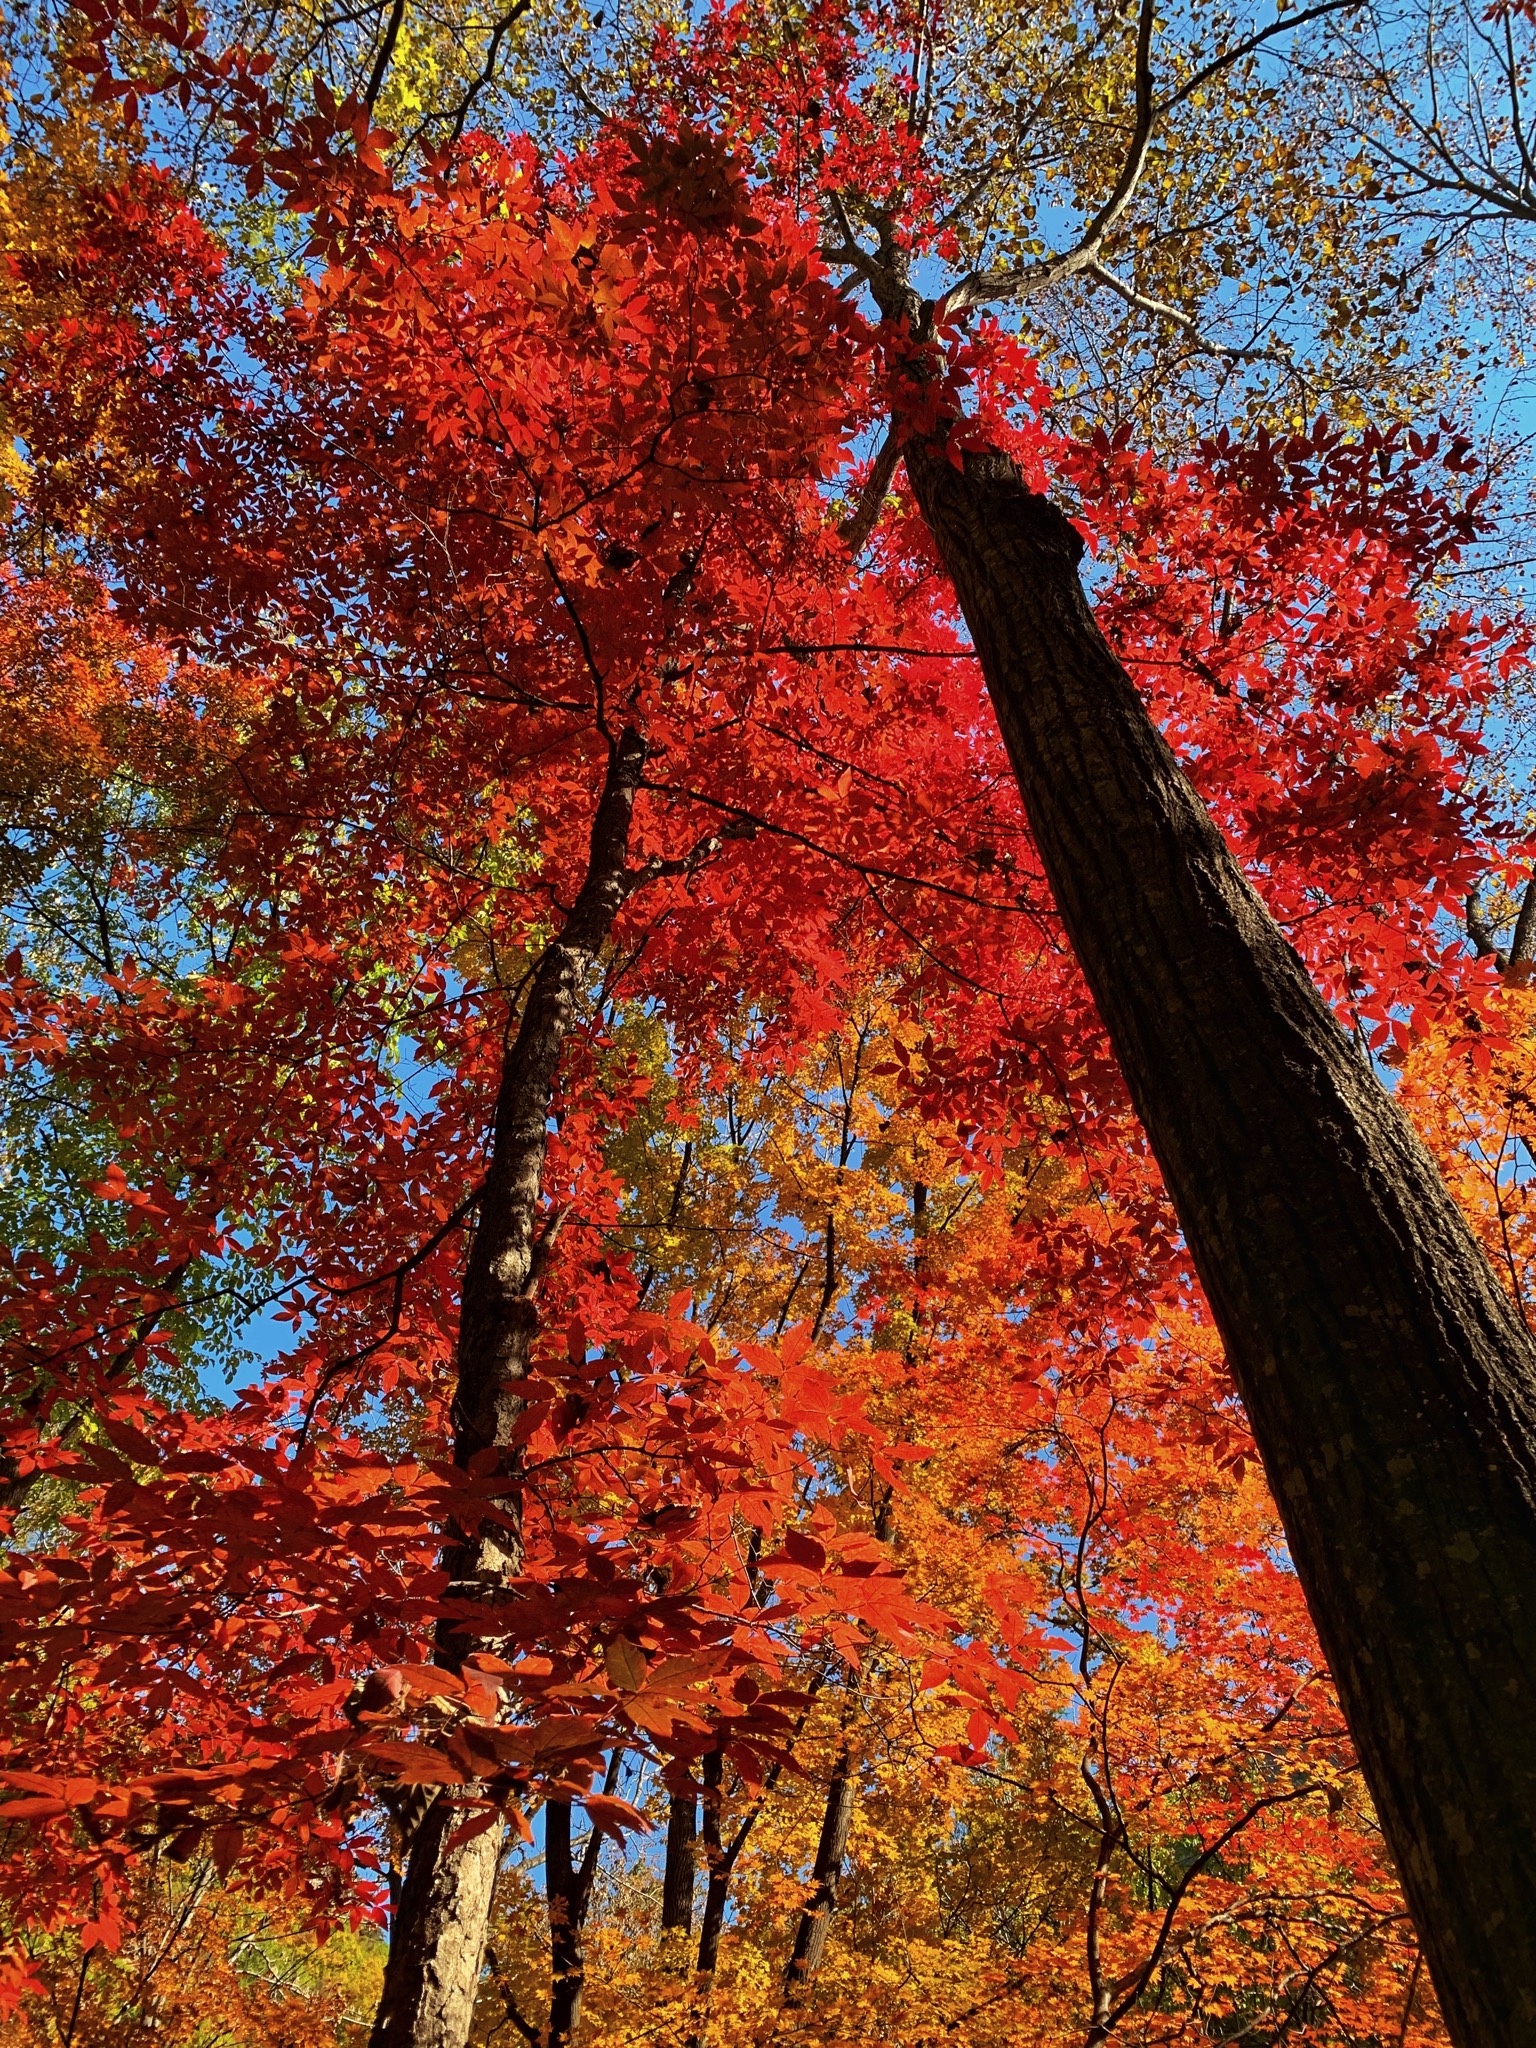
[943,0,1363,316]
[839,419,902,554]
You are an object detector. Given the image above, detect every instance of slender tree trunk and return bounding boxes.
[662,1790,698,1936]
[694,1750,728,1978]
[781,1748,853,2000]
[544,1751,622,2048]
[545,1800,585,2048]
[903,437,1536,2047]
[369,729,648,2048]
[687,1750,733,2048]
[688,1706,818,2046]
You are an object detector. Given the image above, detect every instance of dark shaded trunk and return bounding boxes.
[662,1790,698,1935]
[694,1749,729,1979]
[904,437,1536,2047]
[369,730,648,2048]
[1511,873,1536,970]
[781,1748,854,2000]
[685,1755,734,2048]
[543,1752,622,2048]
[545,1800,584,2048]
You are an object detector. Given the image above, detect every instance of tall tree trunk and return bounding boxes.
[694,1749,729,1980]
[369,729,648,2048]
[688,1701,821,2046]
[781,1748,854,2001]
[662,1789,698,1936]
[687,1748,744,2048]
[543,1752,622,2048]
[903,437,1536,2047]
[545,1800,584,2048]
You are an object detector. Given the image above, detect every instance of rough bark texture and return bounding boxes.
[369,729,648,2048]
[904,437,1536,2048]
[782,1750,853,1999]
[662,1790,698,1935]
[373,1796,504,2048]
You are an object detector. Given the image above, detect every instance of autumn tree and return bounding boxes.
[556,9,1536,2037]
[466,991,1448,2048]
[0,71,1000,2045]
[11,1,1536,2042]
[7,1855,382,2047]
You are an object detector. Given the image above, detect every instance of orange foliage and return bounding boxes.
[471,995,1447,2046]
[1399,982,1536,1326]
[5,1854,381,2046]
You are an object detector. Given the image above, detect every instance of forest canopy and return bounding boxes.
[4,0,1536,2043]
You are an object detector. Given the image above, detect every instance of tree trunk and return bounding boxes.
[781,1749,853,2000]
[369,729,648,2048]
[372,1795,505,2048]
[903,437,1536,2048]
[694,1749,728,1978]
[545,1799,585,2048]
[662,1790,698,1936]
[542,1753,622,2048]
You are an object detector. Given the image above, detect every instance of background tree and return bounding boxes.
[469,993,1451,2048]
[6,1856,382,2047]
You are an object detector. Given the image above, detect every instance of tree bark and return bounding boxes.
[372,1796,504,2048]
[369,729,648,2048]
[662,1789,698,1935]
[694,1749,729,1979]
[1510,873,1536,970]
[903,436,1536,2048]
[684,1750,733,2048]
[545,1799,585,2048]
[781,1748,853,2000]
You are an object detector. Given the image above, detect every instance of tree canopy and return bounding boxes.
[4,0,1536,2043]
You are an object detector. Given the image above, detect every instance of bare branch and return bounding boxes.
[1085,258,1296,366]
[446,0,534,142]
[1162,0,1367,116]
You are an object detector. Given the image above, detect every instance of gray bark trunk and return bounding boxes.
[904,436,1536,2048]
[368,729,648,2048]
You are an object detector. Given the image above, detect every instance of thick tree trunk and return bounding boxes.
[781,1749,853,2000]
[662,1790,698,1935]
[903,438,1536,2047]
[369,730,648,2048]
[372,1795,504,2048]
